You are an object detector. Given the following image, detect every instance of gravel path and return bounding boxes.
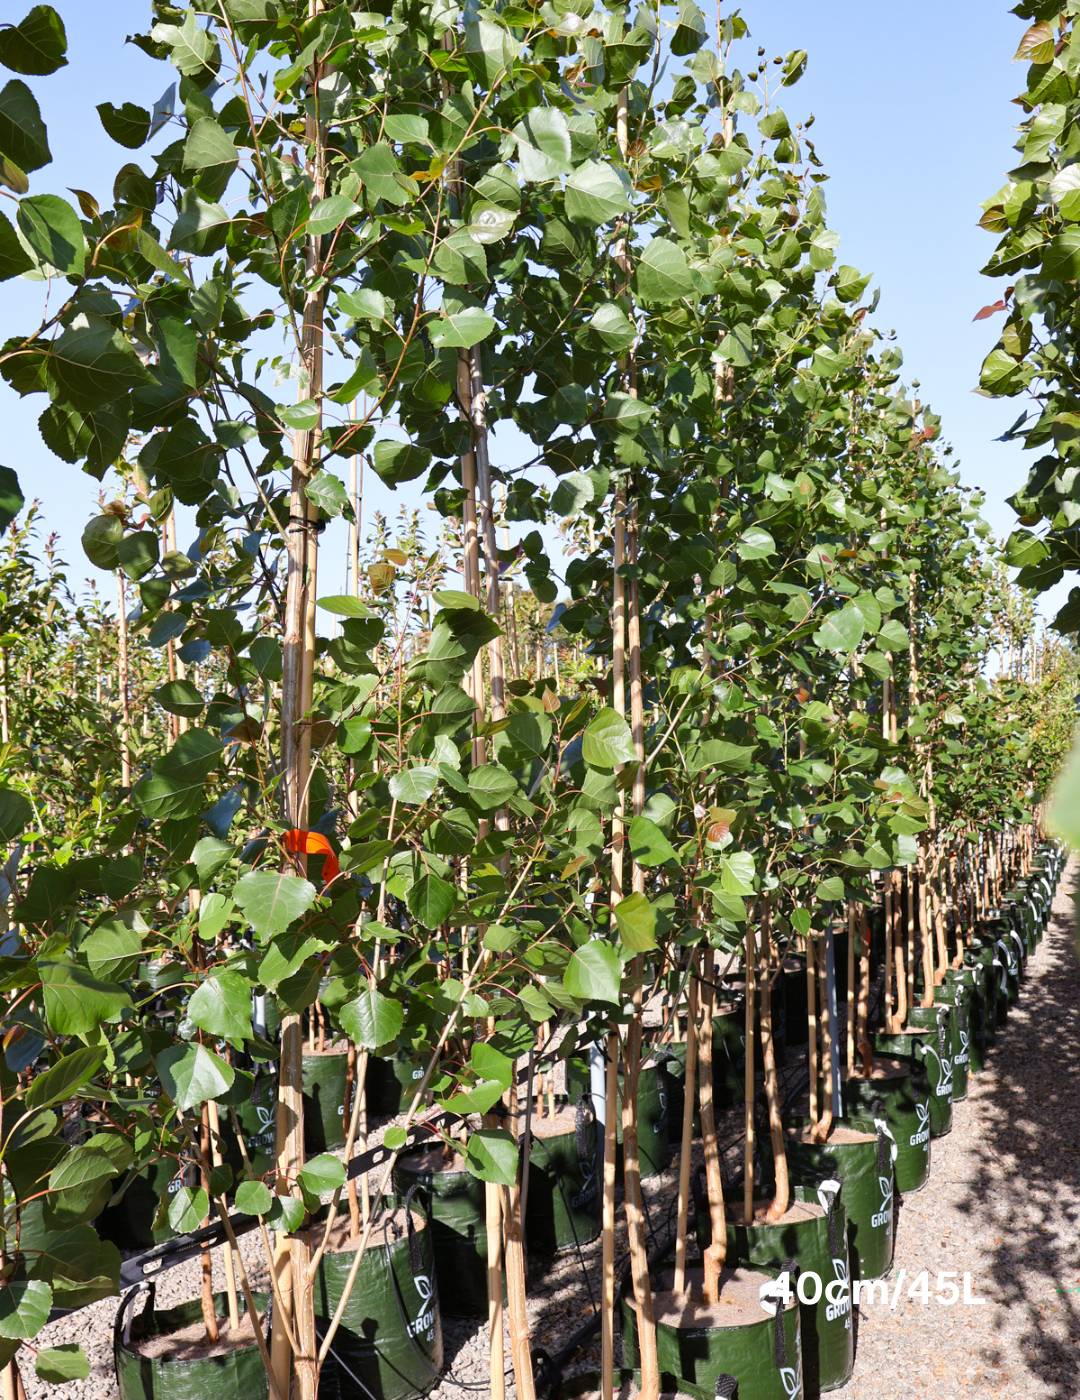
[840,853,1080,1400]
[20,855,1080,1397]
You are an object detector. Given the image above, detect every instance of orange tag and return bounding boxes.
[284,829,340,884]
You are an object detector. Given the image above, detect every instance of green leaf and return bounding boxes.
[316,594,371,618]
[482,923,519,953]
[467,763,516,810]
[0,79,51,173]
[45,1145,117,1226]
[81,515,122,569]
[737,526,776,560]
[134,729,224,822]
[353,141,414,206]
[40,960,130,1035]
[0,1280,51,1340]
[25,1047,105,1111]
[614,892,656,951]
[384,1126,407,1151]
[1044,227,1080,282]
[687,740,756,775]
[429,306,496,349]
[0,7,67,75]
[81,919,142,980]
[154,678,204,718]
[876,618,910,652]
[512,108,572,181]
[834,265,872,303]
[35,1346,90,1383]
[155,1043,234,1111]
[234,871,317,938]
[465,1128,518,1184]
[0,209,31,280]
[267,1195,305,1233]
[17,194,83,276]
[406,871,456,927]
[193,836,233,884]
[48,313,153,411]
[340,988,404,1049]
[307,195,361,235]
[816,876,845,902]
[117,529,159,580]
[235,1180,273,1216]
[199,893,235,939]
[0,787,31,843]
[720,852,756,895]
[168,1185,209,1234]
[182,117,237,201]
[635,237,694,305]
[464,18,517,88]
[813,603,865,655]
[371,439,431,486]
[298,1154,345,1196]
[97,101,149,149]
[306,471,350,519]
[582,707,636,767]
[628,815,677,867]
[389,764,438,805]
[188,970,252,1042]
[565,160,630,226]
[563,940,621,1003]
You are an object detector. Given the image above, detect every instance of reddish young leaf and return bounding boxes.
[973,301,1007,321]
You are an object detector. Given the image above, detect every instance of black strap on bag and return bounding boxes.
[871,1098,890,1176]
[400,1182,424,1276]
[114,1282,154,1355]
[819,1177,844,1258]
[773,1258,799,1370]
[575,1091,594,1168]
[715,1374,739,1398]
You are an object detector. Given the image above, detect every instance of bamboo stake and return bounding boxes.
[343,1043,361,1236]
[116,572,131,789]
[484,1109,505,1400]
[893,874,907,1028]
[807,942,818,1128]
[883,871,895,1033]
[846,903,856,1072]
[761,903,789,1219]
[743,921,756,1226]
[856,909,873,1076]
[813,937,833,1144]
[601,1031,618,1400]
[199,1103,221,1344]
[673,972,698,1294]
[698,951,726,1301]
[905,867,915,1021]
[207,1099,240,1330]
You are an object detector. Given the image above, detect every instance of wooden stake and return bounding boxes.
[743,921,755,1227]
[484,1112,505,1400]
[116,571,131,789]
[812,938,833,1145]
[846,903,856,1073]
[699,951,726,1301]
[600,1032,618,1400]
[856,909,873,1076]
[673,973,698,1294]
[807,942,818,1129]
[199,1102,221,1344]
[207,1099,240,1330]
[761,903,789,1218]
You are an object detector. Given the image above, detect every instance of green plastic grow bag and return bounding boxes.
[315,1203,443,1400]
[621,1263,803,1400]
[393,1149,491,1318]
[783,1116,895,1282]
[526,1097,601,1256]
[114,1285,269,1400]
[932,982,970,1102]
[367,1049,430,1116]
[696,1183,853,1394]
[302,1046,351,1153]
[841,1061,929,1195]
[872,1021,951,1137]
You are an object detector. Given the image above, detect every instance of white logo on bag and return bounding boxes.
[872,1174,893,1229]
[909,1099,930,1146]
[925,1046,952,1099]
[825,1256,851,1324]
[408,1273,436,1340]
[956,1029,969,1067]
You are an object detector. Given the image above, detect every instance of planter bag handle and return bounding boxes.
[114,1281,155,1354]
[759,1258,799,1371]
[935,1006,949,1067]
[871,1098,897,1169]
[715,1375,738,1399]
[401,1182,424,1276]
[816,1176,844,1259]
[995,938,1013,977]
[575,1090,595,1168]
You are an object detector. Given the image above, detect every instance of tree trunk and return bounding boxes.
[698,952,727,1301]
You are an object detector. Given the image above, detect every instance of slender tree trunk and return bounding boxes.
[857,909,873,1076]
[761,905,788,1220]
[846,903,856,1072]
[813,937,834,1144]
[601,1030,618,1400]
[698,952,727,1300]
[743,921,756,1225]
[673,972,698,1294]
[117,572,131,788]
[199,1103,221,1344]
[807,942,818,1128]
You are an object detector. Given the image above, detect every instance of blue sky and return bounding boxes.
[0,1,1053,619]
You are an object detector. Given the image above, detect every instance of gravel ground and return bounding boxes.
[19,854,1079,1397]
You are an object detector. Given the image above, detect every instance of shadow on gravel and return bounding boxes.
[958,859,1080,1399]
